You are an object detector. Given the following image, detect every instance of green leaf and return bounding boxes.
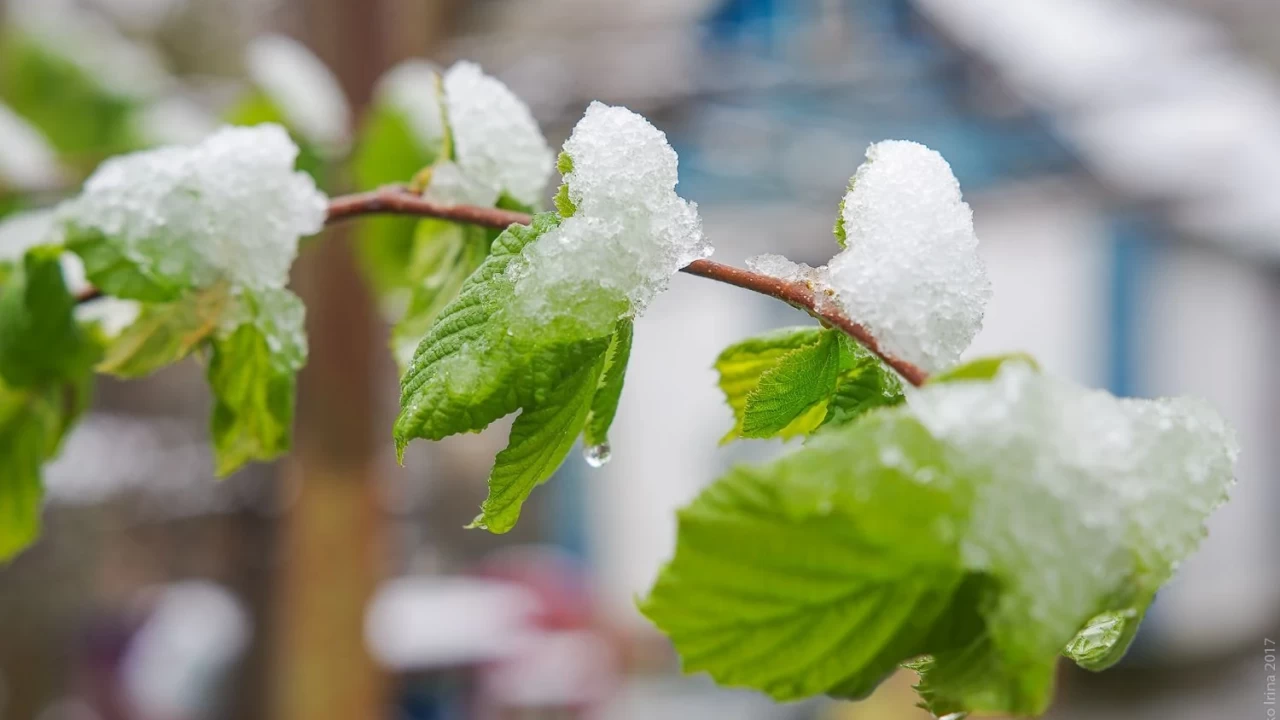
[741,329,841,439]
[206,288,306,476]
[0,30,141,164]
[833,177,854,249]
[583,318,633,448]
[65,226,191,302]
[0,246,101,387]
[820,335,905,428]
[395,213,607,449]
[929,353,1040,385]
[650,364,1235,716]
[0,376,91,561]
[554,151,576,217]
[641,411,970,701]
[353,102,440,292]
[906,573,1058,717]
[390,220,490,373]
[395,213,621,532]
[714,326,826,443]
[471,353,606,533]
[714,328,903,443]
[98,282,230,378]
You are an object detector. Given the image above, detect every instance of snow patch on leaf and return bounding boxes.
[827,141,991,373]
[508,102,711,338]
[59,124,327,296]
[443,61,553,208]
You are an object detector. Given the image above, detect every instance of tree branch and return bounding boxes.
[74,185,929,385]
[676,259,929,386]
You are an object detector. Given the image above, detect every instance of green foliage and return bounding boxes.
[0,51,1244,720]
[0,248,97,561]
[207,288,307,476]
[395,214,631,532]
[0,31,141,166]
[714,327,902,442]
[0,377,88,560]
[390,220,490,373]
[645,358,1233,715]
[929,352,1040,385]
[583,318,632,448]
[352,102,441,292]
[821,335,905,428]
[833,177,854,248]
[97,282,229,378]
[554,152,576,217]
[0,247,101,388]
[66,225,193,303]
[641,411,968,702]
[472,353,605,532]
[742,329,841,437]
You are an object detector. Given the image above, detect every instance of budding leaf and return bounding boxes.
[206,288,306,476]
[97,282,230,378]
[715,326,826,443]
[820,335,904,429]
[715,327,903,443]
[742,329,841,438]
[0,246,101,387]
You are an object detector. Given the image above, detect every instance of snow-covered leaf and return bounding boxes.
[443,61,552,208]
[62,124,327,298]
[645,362,1236,715]
[827,141,991,373]
[395,214,620,532]
[206,287,306,476]
[97,281,230,378]
[509,102,710,340]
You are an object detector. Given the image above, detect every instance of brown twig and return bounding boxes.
[73,185,929,385]
[677,259,929,386]
[325,186,533,229]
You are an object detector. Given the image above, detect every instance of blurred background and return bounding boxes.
[0,0,1277,718]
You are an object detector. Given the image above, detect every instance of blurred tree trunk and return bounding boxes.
[268,0,465,716]
[267,1,391,719]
